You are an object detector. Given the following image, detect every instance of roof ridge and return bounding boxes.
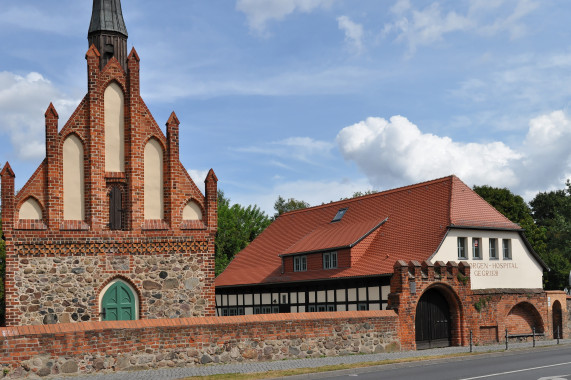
[279,175,455,218]
[455,177,520,227]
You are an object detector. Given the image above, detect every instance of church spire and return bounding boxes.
[88,0,128,70]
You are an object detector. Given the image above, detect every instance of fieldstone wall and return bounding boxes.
[0,311,399,379]
[8,237,214,326]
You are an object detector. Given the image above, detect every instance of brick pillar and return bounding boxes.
[45,103,61,229]
[166,112,180,227]
[1,162,15,232]
[388,260,415,349]
[126,48,141,230]
[204,169,218,317]
[204,169,218,230]
[86,44,102,228]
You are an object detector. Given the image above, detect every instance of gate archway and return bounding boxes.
[415,288,451,349]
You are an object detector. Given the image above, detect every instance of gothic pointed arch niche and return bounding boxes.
[63,134,85,221]
[104,81,125,172]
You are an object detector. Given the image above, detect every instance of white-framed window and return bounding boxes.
[308,305,316,312]
[489,238,498,260]
[358,303,368,311]
[294,255,307,272]
[323,251,338,269]
[327,305,335,312]
[472,238,481,259]
[502,239,512,259]
[457,237,467,259]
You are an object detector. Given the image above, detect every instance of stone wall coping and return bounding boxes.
[472,288,544,295]
[0,311,397,338]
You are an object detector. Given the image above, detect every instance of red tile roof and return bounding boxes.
[215,175,522,287]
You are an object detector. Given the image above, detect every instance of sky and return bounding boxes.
[1,0,570,215]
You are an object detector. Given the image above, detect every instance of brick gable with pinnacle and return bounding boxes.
[1,45,217,326]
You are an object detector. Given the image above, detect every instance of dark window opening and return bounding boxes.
[109,186,123,230]
[332,208,348,222]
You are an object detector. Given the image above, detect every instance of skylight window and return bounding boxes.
[332,208,348,222]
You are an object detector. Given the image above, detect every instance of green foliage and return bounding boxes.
[529,180,571,290]
[0,216,5,326]
[215,190,271,276]
[473,296,492,312]
[273,196,309,219]
[457,272,468,286]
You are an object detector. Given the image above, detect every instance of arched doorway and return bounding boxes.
[553,301,563,339]
[415,288,451,349]
[100,279,138,321]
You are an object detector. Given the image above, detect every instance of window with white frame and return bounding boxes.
[457,237,467,259]
[472,238,481,259]
[294,255,307,272]
[502,239,511,259]
[323,251,338,269]
[489,238,498,259]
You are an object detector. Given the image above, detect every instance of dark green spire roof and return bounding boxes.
[88,0,128,37]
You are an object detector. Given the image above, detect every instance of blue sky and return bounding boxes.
[1,0,570,215]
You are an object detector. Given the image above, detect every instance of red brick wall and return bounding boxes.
[388,260,550,349]
[1,46,217,326]
[0,311,399,378]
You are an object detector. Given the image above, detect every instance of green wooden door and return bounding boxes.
[102,281,136,321]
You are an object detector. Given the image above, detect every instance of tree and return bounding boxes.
[215,190,271,276]
[473,185,547,256]
[0,216,5,326]
[529,180,571,290]
[273,196,309,219]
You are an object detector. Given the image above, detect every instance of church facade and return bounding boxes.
[1,0,217,326]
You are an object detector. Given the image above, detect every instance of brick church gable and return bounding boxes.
[1,1,217,326]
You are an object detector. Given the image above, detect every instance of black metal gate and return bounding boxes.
[415,288,451,350]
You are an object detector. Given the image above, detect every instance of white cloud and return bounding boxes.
[236,0,333,34]
[337,16,364,53]
[237,137,334,164]
[383,0,537,54]
[337,115,521,189]
[0,71,77,161]
[188,169,209,194]
[337,113,571,197]
[518,111,571,193]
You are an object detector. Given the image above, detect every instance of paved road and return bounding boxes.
[73,339,571,380]
[300,344,571,380]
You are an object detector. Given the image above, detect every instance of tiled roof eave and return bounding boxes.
[448,224,523,231]
[279,245,351,257]
[216,272,393,289]
[278,218,389,257]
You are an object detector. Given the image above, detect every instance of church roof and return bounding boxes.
[88,0,128,37]
[215,175,531,287]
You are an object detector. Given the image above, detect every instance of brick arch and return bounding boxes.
[180,197,205,219]
[102,78,127,95]
[61,131,86,145]
[16,195,45,218]
[506,302,544,334]
[95,275,144,321]
[416,283,465,347]
[143,135,167,152]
